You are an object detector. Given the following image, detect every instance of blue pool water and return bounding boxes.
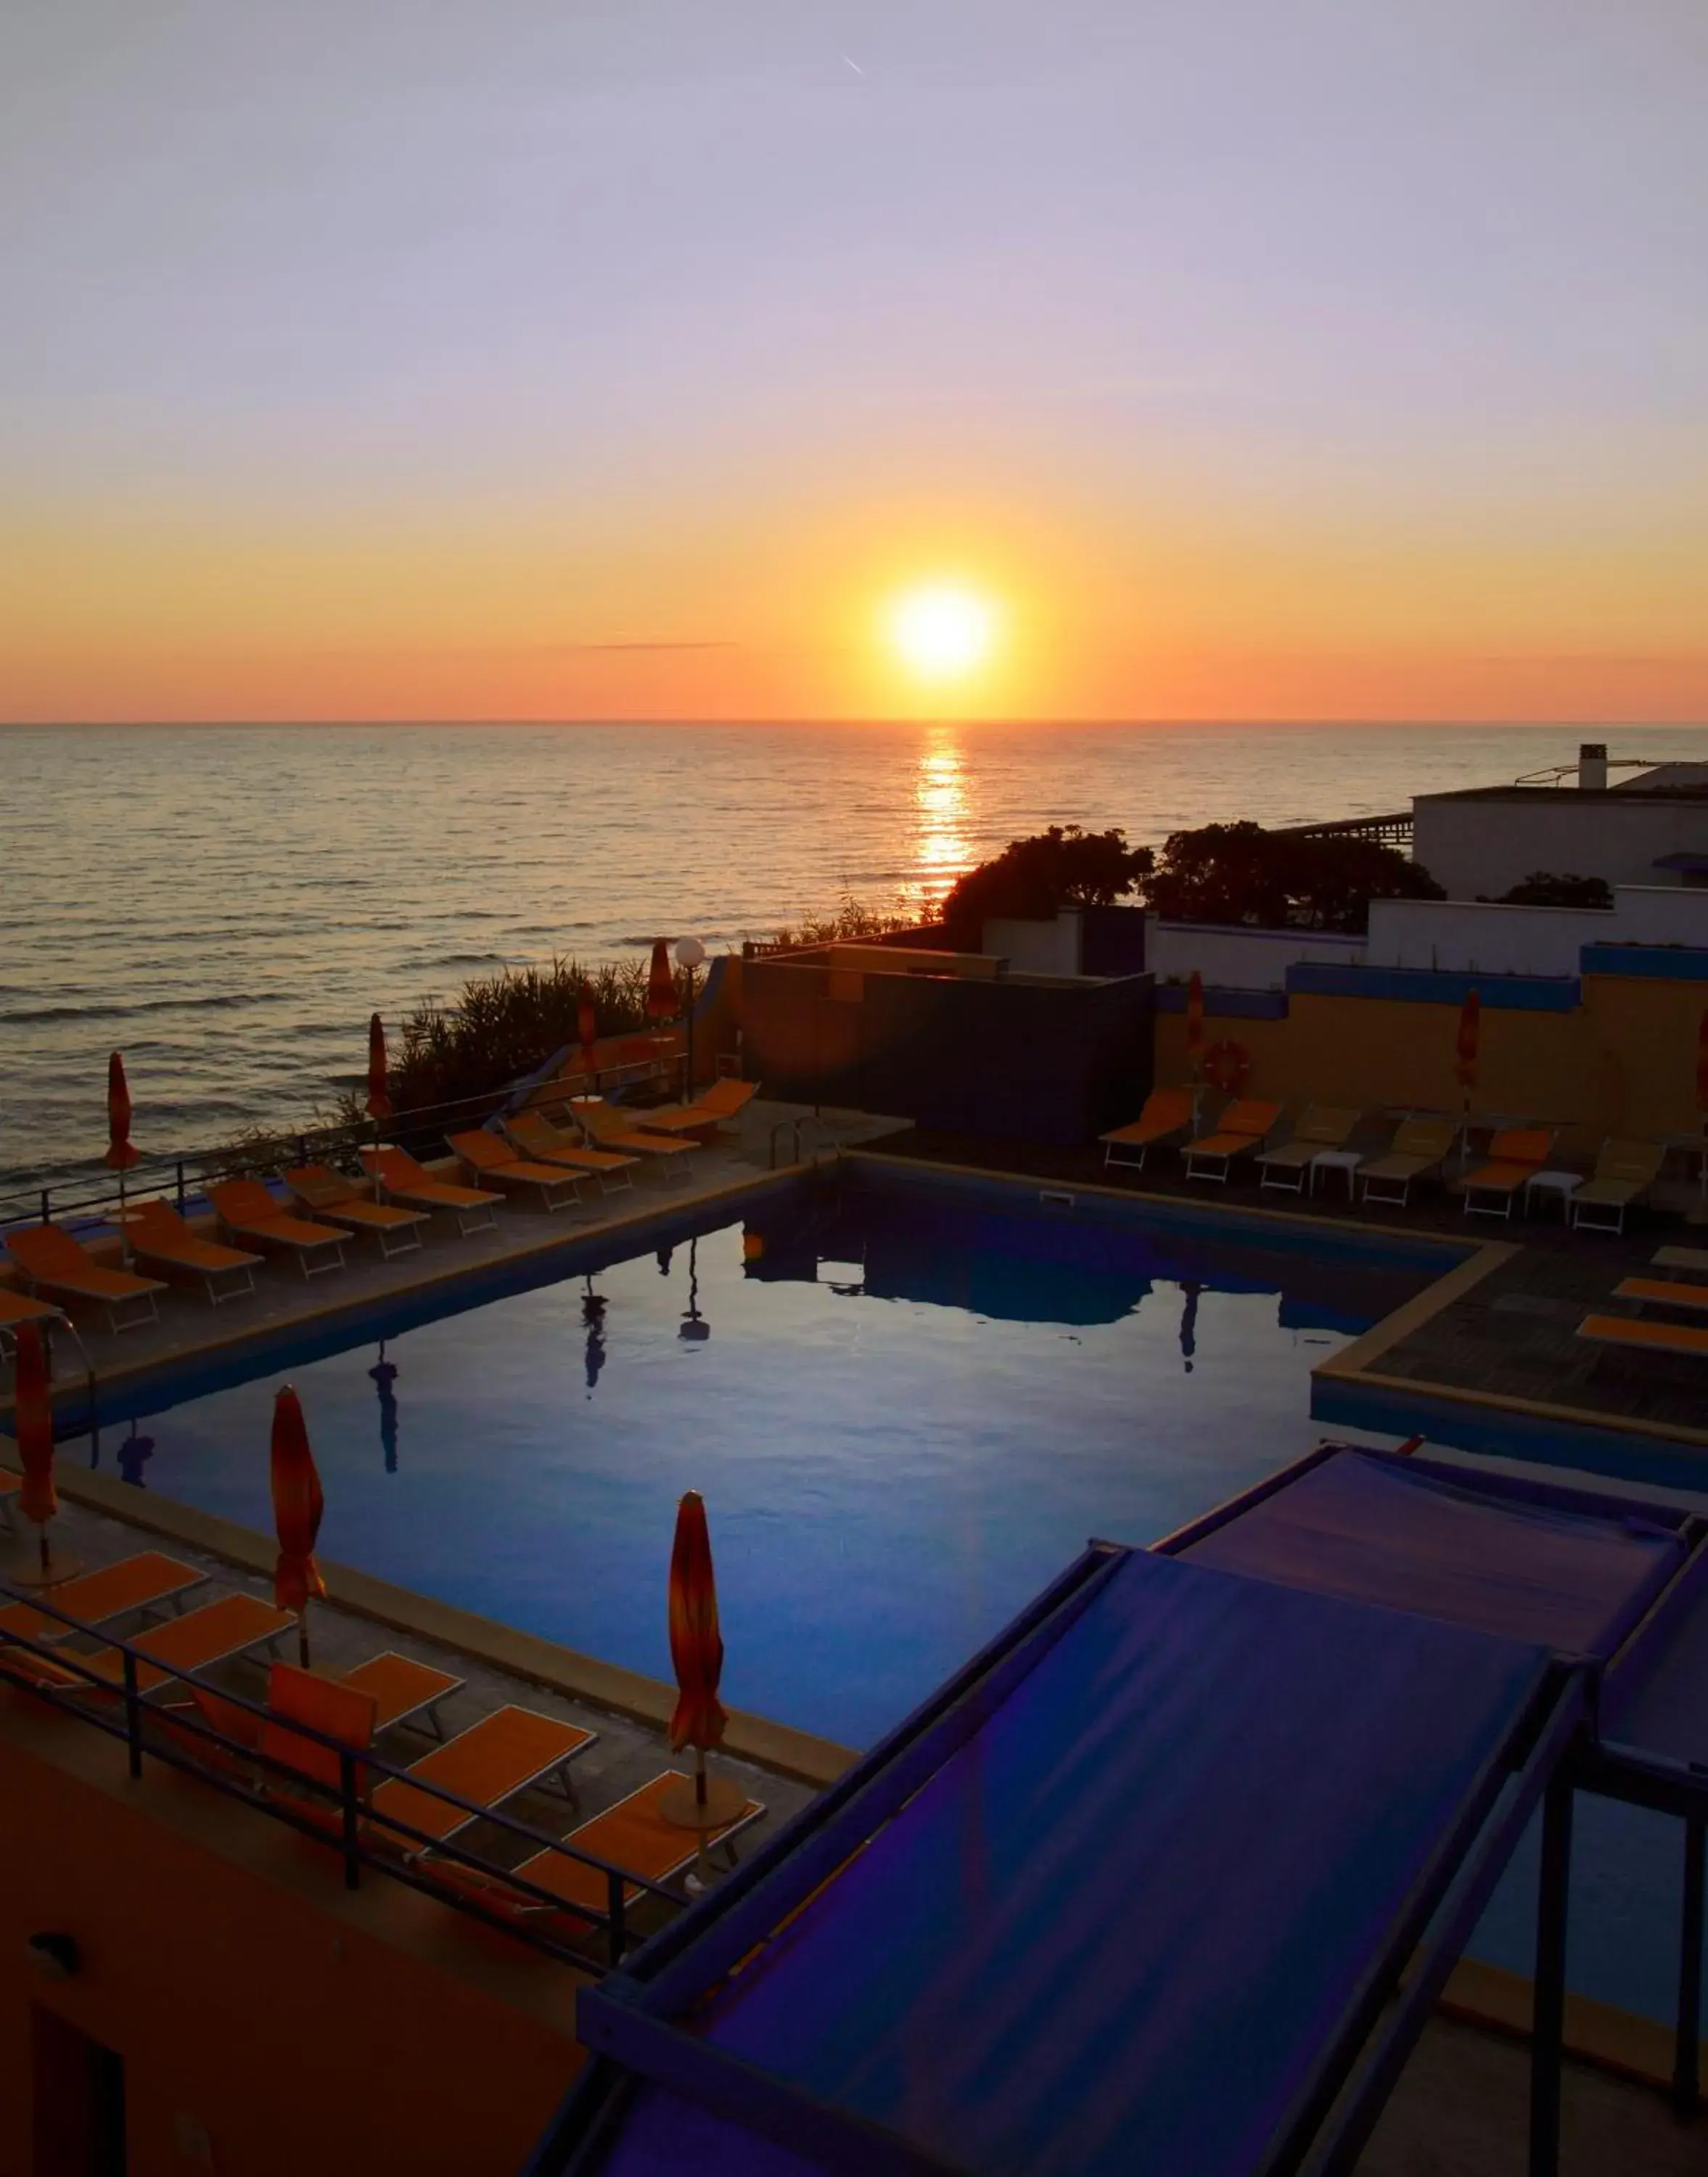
[68,1175,1439,1750]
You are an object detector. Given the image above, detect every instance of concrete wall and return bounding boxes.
[1413,791,1708,899]
[982,913,1081,977]
[1154,960,1708,1156]
[1367,888,1708,977]
[1146,919,1367,990]
[0,1731,581,2177]
[742,957,1153,1146]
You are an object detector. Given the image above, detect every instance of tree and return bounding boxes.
[940,825,1153,944]
[1493,872,1613,909]
[1143,822,1445,934]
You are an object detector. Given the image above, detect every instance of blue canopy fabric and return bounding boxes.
[1181,1450,1683,1659]
[1601,1557,1708,1772]
[592,1550,1550,2177]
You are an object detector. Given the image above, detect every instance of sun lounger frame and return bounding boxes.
[206,1183,350,1280]
[282,1168,431,1258]
[361,1148,504,1236]
[504,1113,640,1193]
[7,1226,166,1336]
[124,1201,263,1307]
[1099,1087,1201,1173]
[446,1133,593,1217]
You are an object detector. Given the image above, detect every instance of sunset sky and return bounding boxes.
[3,1,1704,723]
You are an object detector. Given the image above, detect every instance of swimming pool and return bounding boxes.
[64,1171,1445,1750]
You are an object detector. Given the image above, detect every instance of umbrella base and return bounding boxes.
[5,1549,84,1588]
[658,1771,747,1832]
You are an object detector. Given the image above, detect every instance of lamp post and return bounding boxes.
[675,936,706,1101]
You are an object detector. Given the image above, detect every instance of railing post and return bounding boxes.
[607,1870,626,1965]
[1675,1813,1705,2116]
[40,1187,50,1227]
[123,1653,143,1779]
[175,1160,186,1213]
[340,1749,361,1891]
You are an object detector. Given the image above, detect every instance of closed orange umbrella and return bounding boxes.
[12,1322,70,1585]
[1186,970,1206,1075]
[105,1050,141,1263]
[578,984,599,1083]
[1454,989,1481,1091]
[1696,1006,1708,1120]
[646,938,676,1023]
[660,1491,742,1832]
[366,1013,392,1120]
[270,1386,327,1665]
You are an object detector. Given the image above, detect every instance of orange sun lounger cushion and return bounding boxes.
[370,1705,594,1847]
[0,1551,205,1645]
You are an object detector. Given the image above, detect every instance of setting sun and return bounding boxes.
[887,585,996,682]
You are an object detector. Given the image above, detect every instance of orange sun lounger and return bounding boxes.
[4,1591,295,1699]
[283,1167,430,1259]
[624,1077,759,1139]
[361,1147,502,1236]
[1182,1100,1284,1184]
[6,1223,167,1335]
[502,1113,639,1192]
[446,1131,591,1215]
[507,1771,763,1926]
[1458,1127,1555,1221]
[1612,1276,1708,1316]
[1578,1314,1708,1361]
[340,1651,463,1737]
[0,1551,206,1646]
[1100,1088,1199,1173]
[0,1285,65,1340]
[572,1100,699,1182]
[369,1704,594,1849]
[124,1198,262,1307]
[206,1181,349,1279]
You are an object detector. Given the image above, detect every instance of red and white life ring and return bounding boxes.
[1202,1038,1252,1095]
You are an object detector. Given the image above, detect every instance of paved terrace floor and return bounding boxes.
[2,1102,908,1419]
[880,1127,1708,1448]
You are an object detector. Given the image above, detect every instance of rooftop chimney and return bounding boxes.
[1579,742,1609,791]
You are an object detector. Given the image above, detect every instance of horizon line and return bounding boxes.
[5,716,1707,732]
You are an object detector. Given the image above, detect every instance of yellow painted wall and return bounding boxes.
[1154,975,1707,1155]
[0,1734,581,2177]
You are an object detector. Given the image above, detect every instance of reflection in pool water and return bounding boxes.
[66,1178,1436,1750]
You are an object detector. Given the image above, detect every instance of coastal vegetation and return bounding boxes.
[387,956,662,1113]
[939,827,1151,944]
[1143,822,1445,932]
[941,820,1444,937]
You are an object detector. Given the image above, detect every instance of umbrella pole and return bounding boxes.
[298,1602,311,1669]
[118,1165,129,1268]
[693,1748,712,1885]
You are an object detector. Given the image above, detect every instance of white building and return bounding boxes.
[1412,745,1708,901]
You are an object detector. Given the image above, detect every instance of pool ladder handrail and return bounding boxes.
[768,1114,829,1170]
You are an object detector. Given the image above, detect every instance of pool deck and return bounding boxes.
[1,1101,908,1427]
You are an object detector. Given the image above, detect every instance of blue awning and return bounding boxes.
[576,1550,1555,2177]
[1176,1448,1686,1659]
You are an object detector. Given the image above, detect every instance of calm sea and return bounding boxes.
[6,720,1707,1190]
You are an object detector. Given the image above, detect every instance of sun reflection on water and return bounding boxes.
[911,735,972,909]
